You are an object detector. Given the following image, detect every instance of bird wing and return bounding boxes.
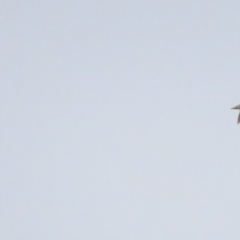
[237,113,240,124]
[232,104,240,109]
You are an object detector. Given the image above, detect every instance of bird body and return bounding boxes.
[231,104,240,124]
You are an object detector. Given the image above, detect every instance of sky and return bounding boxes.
[1,0,240,239]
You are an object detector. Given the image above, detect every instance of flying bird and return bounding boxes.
[231,104,240,124]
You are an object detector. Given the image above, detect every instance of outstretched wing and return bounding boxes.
[237,113,240,124]
[232,104,240,109]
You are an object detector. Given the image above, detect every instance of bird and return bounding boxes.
[231,104,240,124]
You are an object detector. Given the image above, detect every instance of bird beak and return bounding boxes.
[232,107,239,110]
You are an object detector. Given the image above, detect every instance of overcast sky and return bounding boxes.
[1,1,240,239]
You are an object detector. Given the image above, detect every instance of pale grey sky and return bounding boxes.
[1,1,240,239]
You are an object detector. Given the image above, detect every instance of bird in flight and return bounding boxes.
[231,104,240,124]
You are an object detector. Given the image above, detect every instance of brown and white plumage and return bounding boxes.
[231,104,240,124]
